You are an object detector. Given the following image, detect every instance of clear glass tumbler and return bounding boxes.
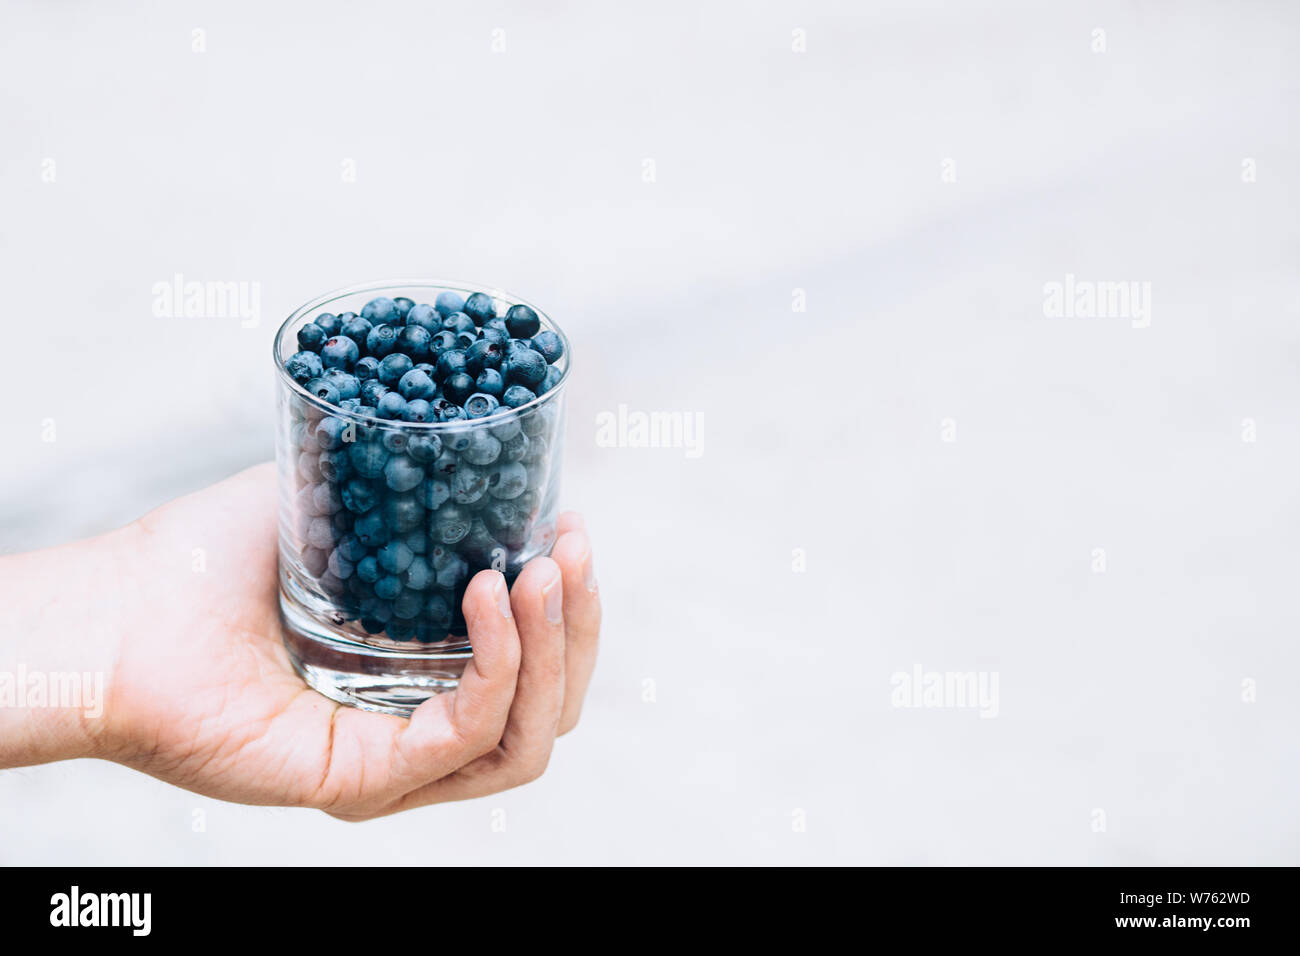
[273,279,569,715]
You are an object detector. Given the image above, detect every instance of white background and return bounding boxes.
[1,0,1298,864]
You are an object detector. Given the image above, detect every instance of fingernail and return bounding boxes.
[494,574,512,619]
[542,573,563,624]
[582,550,597,593]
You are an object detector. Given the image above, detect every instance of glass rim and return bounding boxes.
[272,277,571,430]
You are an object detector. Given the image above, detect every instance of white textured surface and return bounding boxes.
[1,0,1298,864]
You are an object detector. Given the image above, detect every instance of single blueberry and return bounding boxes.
[402,555,434,591]
[341,477,377,514]
[377,391,407,420]
[348,440,390,479]
[356,555,381,584]
[489,413,522,442]
[386,619,416,642]
[430,546,469,588]
[482,316,508,336]
[398,368,437,401]
[359,379,389,406]
[307,515,336,550]
[384,454,424,492]
[404,528,430,555]
[302,546,329,577]
[320,335,360,370]
[463,292,496,326]
[327,547,355,580]
[478,326,510,346]
[506,347,547,388]
[501,431,529,462]
[502,384,537,408]
[435,291,466,317]
[365,323,400,358]
[419,477,452,510]
[384,493,426,533]
[452,464,489,504]
[455,331,477,350]
[434,504,472,544]
[465,339,505,376]
[463,429,502,465]
[405,303,440,333]
[407,433,444,463]
[314,312,341,336]
[443,372,476,405]
[539,364,563,394]
[298,451,322,483]
[392,588,424,620]
[488,461,528,499]
[396,324,432,361]
[319,447,352,481]
[321,369,360,400]
[531,329,564,364]
[285,350,324,384]
[341,315,373,349]
[441,311,476,335]
[378,540,414,575]
[437,403,466,425]
[354,511,391,547]
[378,352,414,387]
[361,296,400,324]
[393,296,415,320]
[429,330,459,357]
[402,398,435,423]
[313,482,343,514]
[505,303,541,338]
[338,533,368,563]
[314,416,350,450]
[297,323,328,353]
[422,593,454,635]
[521,405,552,437]
[381,427,408,454]
[464,392,501,420]
[304,378,341,404]
[354,356,381,382]
[338,397,363,412]
[374,574,403,601]
[475,368,505,398]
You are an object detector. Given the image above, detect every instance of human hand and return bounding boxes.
[0,463,600,819]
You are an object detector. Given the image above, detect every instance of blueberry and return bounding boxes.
[386,619,416,642]
[313,481,343,514]
[348,441,389,479]
[398,369,437,401]
[404,528,430,554]
[356,555,380,584]
[522,405,552,437]
[414,361,437,378]
[452,464,489,504]
[377,391,407,420]
[338,397,363,412]
[422,593,454,635]
[354,356,381,382]
[475,368,505,398]
[464,392,500,420]
[531,329,563,364]
[338,533,368,563]
[396,325,432,361]
[321,369,360,400]
[362,296,400,324]
[393,296,415,320]
[419,477,451,510]
[341,315,373,349]
[431,547,470,588]
[488,461,528,499]
[489,413,522,442]
[502,384,537,408]
[285,350,323,384]
[392,588,424,620]
[429,330,459,358]
[302,546,329,577]
[314,312,341,336]
[320,335,359,371]
[407,433,444,462]
[482,316,508,336]
[500,431,529,461]
[298,451,322,483]
[378,352,414,386]
[402,555,435,591]
[405,303,440,334]
[440,311,474,335]
[304,378,341,404]
[360,616,388,635]
[463,429,502,465]
[539,364,563,394]
[327,547,355,580]
[297,323,328,353]
[354,511,390,547]
[384,493,426,533]
[402,398,435,423]
[365,324,400,358]
[435,348,468,382]
[378,540,414,575]
[314,416,350,450]
[359,379,389,406]
[443,372,476,405]
[307,515,336,550]
[435,504,471,543]
[455,331,477,350]
[435,291,465,316]
[506,347,547,389]
[505,304,541,338]
[478,326,510,346]
[465,339,505,376]
[438,402,466,424]
[382,427,409,453]
[463,292,496,326]
[319,447,352,481]
[384,454,424,492]
[374,574,403,601]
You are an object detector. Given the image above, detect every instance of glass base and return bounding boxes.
[280,589,470,717]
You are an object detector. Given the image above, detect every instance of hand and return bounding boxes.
[0,463,600,820]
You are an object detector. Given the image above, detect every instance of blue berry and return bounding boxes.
[354,511,391,547]
[285,350,323,384]
[505,304,541,338]
[298,451,321,483]
[506,347,547,388]
[502,384,537,408]
[405,303,440,334]
[377,391,407,420]
[429,330,459,357]
[341,315,373,348]
[441,311,475,335]
[431,548,469,588]
[463,429,502,465]
[381,428,408,453]
[500,431,529,461]
[327,547,355,580]
[365,324,400,358]
[398,369,437,401]
[374,574,403,600]
[319,447,352,481]
[314,416,350,450]
[419,477,451,510]
[384,454,424,492]
[455,331,477,350]
[434,348,468,381]
[303,378,341,404]
[407,433,443,462]
[443,373,475,405]
[354,356,381,381]
[386,619,416,641]
[531,329,563,364]
[313,481,343,514]
[463,292,496,326]
[359,379,389,406]
[341,477,377,514]
[393,297,415,320]
[378,352,413,386]
[320,335,360,370]
[435,291,465,316]
[478,326,510,346]
[435,504,471,543]
[377,540,414,575]
[384,493,425,532]
[482,316,508,335]
[314,312,341,336]
[475,368,505,398]
[402,398,435,423]
[321,369,360,400]
[465,339,505,376]
[422,594,454,636]
[302,546,329,577]
[396,325,432,360]
[392,588,423,620]
[307,515,336,550]
[362,296,400,324]
[464,392,500,419]
[539,364,562,393]
[489,461,528,499]
[348,441,389,479]
[402,556,434,590]
[452,464,490,504]
[297,323,328,352]
[356,555,380,584]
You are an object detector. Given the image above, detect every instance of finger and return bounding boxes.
[384,557,567,810]
[556,511,585,536]
[551,529,600,734]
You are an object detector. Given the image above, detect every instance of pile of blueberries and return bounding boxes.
[283,291,565,643]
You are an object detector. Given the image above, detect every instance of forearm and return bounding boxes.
[0,529,130,768]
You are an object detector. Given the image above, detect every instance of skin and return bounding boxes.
[0,462,600,821]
